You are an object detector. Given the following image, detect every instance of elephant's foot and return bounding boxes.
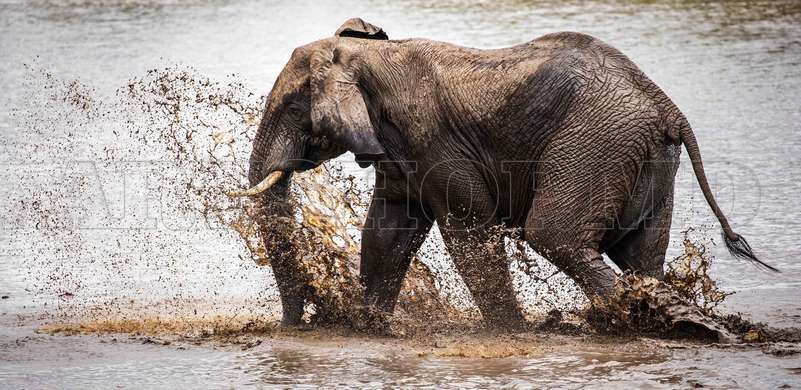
[579,265,619,304]
[280,312,303,327]
[586,275,737,342]
[278,294,305,326]
[471,278,530,331]
[349,305,392,334]
[531,244,619,304]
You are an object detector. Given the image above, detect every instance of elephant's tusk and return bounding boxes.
[226,171,285,197]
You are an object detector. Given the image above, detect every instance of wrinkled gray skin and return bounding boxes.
[249,18,771,328]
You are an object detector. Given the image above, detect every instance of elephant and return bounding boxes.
[234,18,777,328]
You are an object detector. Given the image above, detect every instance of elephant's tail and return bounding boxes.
[679,126,779,272]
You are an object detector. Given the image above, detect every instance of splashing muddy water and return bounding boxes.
[10,64,463,330]
[4,65,748,339]
[2,1,801,388]
[7,58,799,347]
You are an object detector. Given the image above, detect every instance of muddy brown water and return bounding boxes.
[1,0,801,388]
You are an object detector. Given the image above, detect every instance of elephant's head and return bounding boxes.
[232,17,388,199]
[228,18,388,325]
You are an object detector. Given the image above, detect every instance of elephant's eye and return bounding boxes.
[286,104,305,122]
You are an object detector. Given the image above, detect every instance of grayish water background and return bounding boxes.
[1,0,800,388]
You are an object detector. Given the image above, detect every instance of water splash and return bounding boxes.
[8,64,798,344]
[6,64,457,332]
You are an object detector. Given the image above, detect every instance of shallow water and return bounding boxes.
[1,0,801,388]
[2,325,801,388]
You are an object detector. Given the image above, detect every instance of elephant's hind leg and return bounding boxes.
[523,161,621,299]
[524,222,618,299]
[605,143,679,279]
[606,193,674,280]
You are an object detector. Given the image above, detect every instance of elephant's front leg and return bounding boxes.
[271,255,309,325]
[361,196,434,314]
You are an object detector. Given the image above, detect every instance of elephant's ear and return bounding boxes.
[334,18,388,40]
[310,46,384,160]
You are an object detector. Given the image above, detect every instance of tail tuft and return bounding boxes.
[723,232,780,273]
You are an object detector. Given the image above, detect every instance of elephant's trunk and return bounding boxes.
[246,168,307,325]
[240,111,309,325]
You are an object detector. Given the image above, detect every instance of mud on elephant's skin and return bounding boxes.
[235,17,778,328]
